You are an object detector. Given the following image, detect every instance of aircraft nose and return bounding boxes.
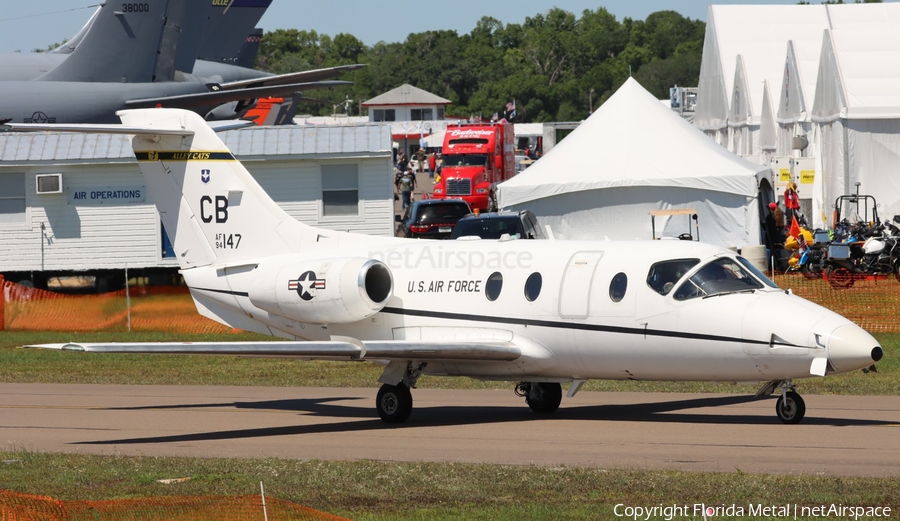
[828,324,883,373]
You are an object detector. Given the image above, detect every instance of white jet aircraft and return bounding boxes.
[10,109,884,424]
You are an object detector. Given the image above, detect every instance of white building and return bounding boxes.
[362,83,452,156]
[0,123,394,288]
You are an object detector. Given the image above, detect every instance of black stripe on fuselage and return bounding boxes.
[192,286,249,297]
[186,287,802,348]
[380,307,800,348]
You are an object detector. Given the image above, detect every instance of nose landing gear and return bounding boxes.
[774,380,806,424]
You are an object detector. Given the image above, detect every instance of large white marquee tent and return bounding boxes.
[697,3,900,159]
[497,78,771,248]
[810,26,900,226]
[696,4,829,155]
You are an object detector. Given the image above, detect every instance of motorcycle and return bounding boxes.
[822,218,900,288]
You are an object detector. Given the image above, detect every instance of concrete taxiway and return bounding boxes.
[1,384,898,477]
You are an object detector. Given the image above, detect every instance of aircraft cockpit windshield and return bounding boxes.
[647,258,700,296]
[673,257,764,301]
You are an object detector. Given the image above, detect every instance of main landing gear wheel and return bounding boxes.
[376,383,413,423]
[775,390,806,424]
[517,382,562,414]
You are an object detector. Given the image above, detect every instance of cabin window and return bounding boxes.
[0,173,26,223]
[609,273,627,302]
[524,272,542,301]
[410,108,433,121]
[485,272,503,301]
[673,257,763,301]
[373,109,395,122]
[321,164,359,216]
[646,258,699,295]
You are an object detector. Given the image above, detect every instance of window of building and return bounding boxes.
[321,164,359,216]
[373,109,395,122]
[410,108,433,121]
[437,107,445,119]
[0,173,26,224]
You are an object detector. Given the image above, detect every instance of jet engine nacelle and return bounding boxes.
[248,257,393,324]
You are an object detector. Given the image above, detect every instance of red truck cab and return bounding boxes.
[432,121,515,211]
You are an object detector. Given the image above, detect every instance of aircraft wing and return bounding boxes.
[218,64,367,90]
[24,340,522,362]
[126,81,352,110]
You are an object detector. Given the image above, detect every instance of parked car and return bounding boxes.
[450,210,546,240]
[396,199,471,239]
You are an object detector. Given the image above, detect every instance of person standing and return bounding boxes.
[769,202,785,229]
[415,147,426,174]
[428,152,437,180]
[398,167,416,210]
[784,182,800,223]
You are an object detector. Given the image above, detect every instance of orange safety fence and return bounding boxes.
[769,271,900,333]
[0,490,351,521]
[1,281,235,334]
[4,273,900,333]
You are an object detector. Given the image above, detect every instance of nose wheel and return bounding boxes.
[775,389,806,424]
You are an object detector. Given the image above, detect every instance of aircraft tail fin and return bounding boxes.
[198,1,272,63]
[234,28,264,69]
[37,0,201,83]
[50,6,101,55]
[116,108,323,269]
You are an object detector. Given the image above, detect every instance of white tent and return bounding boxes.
[696,5,831,154]
[497,78,771,248]
[810,24,900,227]
[698,3,900,161]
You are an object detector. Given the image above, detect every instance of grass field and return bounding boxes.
[1,330,898,520]
[0,453,898,520]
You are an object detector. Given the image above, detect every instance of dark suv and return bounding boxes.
[450,210,545,240]
[396,199,471,239]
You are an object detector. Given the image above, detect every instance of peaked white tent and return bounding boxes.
[699,3,900,162]
[810,24,900,227]
[497,78,771,248]
[696,5,830,153]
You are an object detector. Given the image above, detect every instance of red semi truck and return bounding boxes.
[432,121,515,211]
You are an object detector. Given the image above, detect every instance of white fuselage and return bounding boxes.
[182,238,874,383]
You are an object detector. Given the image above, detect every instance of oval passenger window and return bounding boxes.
[485,272,503,301]
[609,272,628,302]
[524,272,542,301]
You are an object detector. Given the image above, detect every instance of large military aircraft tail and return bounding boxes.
[198,1,272,63]
[233,28,264,69]
[36,0,199,83]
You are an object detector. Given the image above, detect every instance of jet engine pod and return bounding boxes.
[248,257,393,324]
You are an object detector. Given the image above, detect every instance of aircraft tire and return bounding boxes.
[526,382,562,414]
[376,383,413,423]
[775,391,805,424]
